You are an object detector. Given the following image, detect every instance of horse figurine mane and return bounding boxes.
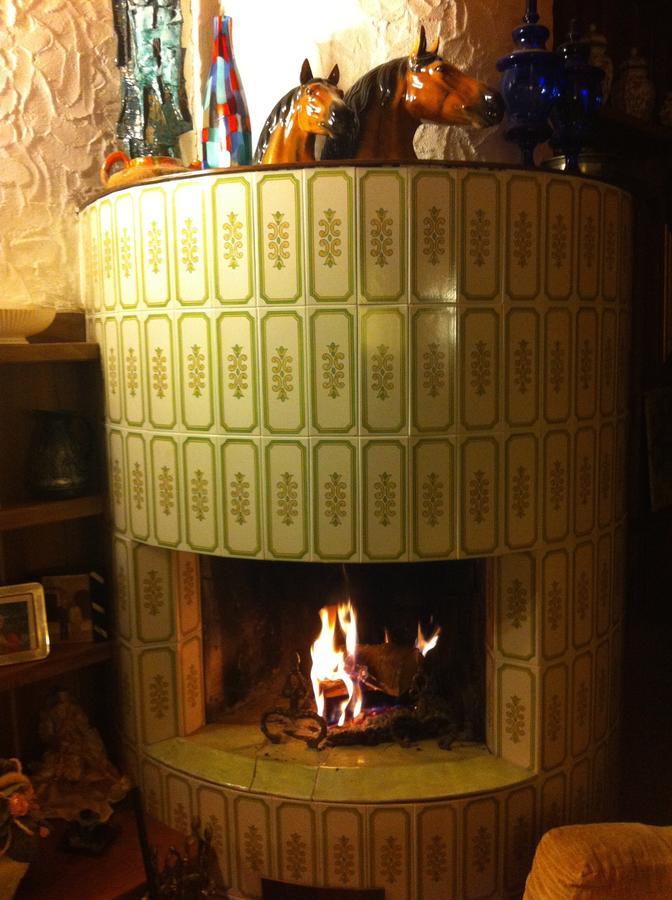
[323,26,503,160]
[254,60,354,165]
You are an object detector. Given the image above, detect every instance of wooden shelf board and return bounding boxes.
[0,640,113,692]
[0,342,100,364]
[0,494,105,531]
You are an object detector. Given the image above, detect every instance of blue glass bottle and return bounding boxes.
[202,15,252,168]
[496,0,562,166]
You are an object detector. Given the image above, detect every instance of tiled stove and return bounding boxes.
[81,163,631,899]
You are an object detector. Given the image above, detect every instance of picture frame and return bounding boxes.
[0,582,50,666]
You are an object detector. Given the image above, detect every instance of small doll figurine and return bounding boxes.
[0,758,48,898]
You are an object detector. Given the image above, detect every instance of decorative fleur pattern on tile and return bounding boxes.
[547,581,563,631]
[190,469,210,522]
[182,560,196,606]
[550,214,568,269]
[206,814,224,857]
[285,832,308,881]
[152,347,169,399]
[116,563,128,613]
[370,207,394,267]
[181,217,199,273]
[576,571,590,621]
[469,470,490,525]
[222,211,243,269]
[579,339,593,391]
[583,216,597,268]
[470,340,491,397]
[244,824,263,872]
[512,466,531,519]
[187,345,206,398]
[277,472,299,525]
[422,342,446,398]
[371,344,394,401]
[512,210,532,267]
[103,232,113,279]
[131,462,145,510]
[549,341,565,394]
[469,208,491,267]
[227,344,249,399]
[514,340,533,393]
[318,208,342,268]
[271,345,294,402]
[426,834,448,883]
[112,458,123,505]
[549,460,566,511]
[324,472,347,526]
[185,663,199,708]
[149,673,170,719]
[506,578,528,628]
[512,815,532,875]
[423,205,446,264]
[578,456,592,506]
[333,834,355,884]
[374,472,397,527]
[143,569,165,616]
[547,694,562,742]
[230,472,251,525]
[472,826,493,873]
[119,227,133,278]
[322,342,345,399]
[126,347,139,397]
[267,210,290,270]
[576,680,589,728]
[505,695,526,743]
[605,221,616,272]
[147,221,162,273]
[158,465,175,515]
[379,835,402,884]
[422,472,445,527]
[173,801,189,834]
[108,348,118,396]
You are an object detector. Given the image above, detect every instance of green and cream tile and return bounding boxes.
[108,427,127,535]
[599,308,617,417]
[411,438,456,561]
[572,540,595,650]
[543,307,573,425]
[220,437,264,558]
[126,430,151,543]
[137,645,179,745]
[504,432,538,551]
[113,535,133,644]
[459,437,500,557]
[83,204,103,314]
[545,178,574,302]
[138,184,172,308]
[569,757,591,824]
[411,307,456,434]
[211,173,255,306]
[99,196,118,311]
[459,308,500,432]
[368,806,413,900]
[306,168,355,305]
[619,194,633,305]
[415,802,459,900]
[410,167,457,303]
[542,430,571,545]
[541,661,569,773]
[504,308,539,429]
[503,786,536,894]
[598,423,614,529]
[358,168,407,303]
[571,651,593,759]
[311,438,358,561]
[172,180,210,307]
[263,438,309,560]
[133,541,174,645]
[601,188,620,302]
[114,189,140,310]
[308,308,356,435]
[196,785,232,888]
[177,634,205,736]
[103,316,123,424]
[320,804,367,890]
[461,797,500,900]
[217,309,260,434]
[497,663,535,770]
[459,170,501,303]
[577,183,601,302]
[496,551,537,663]
[141,755,165,821]
[177,312,216,433]
[182,436,219,554]
[361,438,407,561]
[145,313,177,430]
[541,548,570,662]
[150,434,182,549]
[540,771,566,835]
[593,638,610,745]
[259,309,307,435]
[595,533,611,638]
[274,801,319,887]
[174,551,201,638]
[360,307,407,435]
[232,792,275,898]
[573,427,596,538]
[165,771,194,834]
[575,308,598,421]
[505,174,541,303]
[256,171,304,305]
[120,314,146,428]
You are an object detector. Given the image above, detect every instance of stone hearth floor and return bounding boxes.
[147,724,532,803]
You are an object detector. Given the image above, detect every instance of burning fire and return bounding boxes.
[415,622,441,657]
[310,601,362,726]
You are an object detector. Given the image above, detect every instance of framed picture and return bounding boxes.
[0,583,50,666]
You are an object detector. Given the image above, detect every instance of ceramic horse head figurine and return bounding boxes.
[323,26,504,160]
[253,60,355,165]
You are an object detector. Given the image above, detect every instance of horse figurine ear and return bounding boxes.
[428,34,440,56]
[300,58,313,85]
[328,64,340,86]
[413,24,427,58]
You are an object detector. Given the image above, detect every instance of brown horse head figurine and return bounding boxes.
[254,60,355,165]
[323,26,504,160]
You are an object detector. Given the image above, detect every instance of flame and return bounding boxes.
[415,622,441,656]
[310,600,362,725]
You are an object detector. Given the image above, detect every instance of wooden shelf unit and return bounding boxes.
[0,341,100,364]
[0,494,105,532]
[0,640,113,692]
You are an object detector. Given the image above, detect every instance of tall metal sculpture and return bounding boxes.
[112,0,192,158]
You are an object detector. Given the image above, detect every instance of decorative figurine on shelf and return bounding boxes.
[0,758,48,900]
[496,0,562,166]
[149,818,226,897]
[613,48,656,121]
[585,24,613,104]
[254,60,353,165]
[202,13,252,169]
[322,25,503,161]
[111,0,193,159]
[30,690,130,823]
[550,21,604,174]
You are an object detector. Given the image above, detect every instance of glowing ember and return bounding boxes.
[310,601,362,726]
[415,622,441,656]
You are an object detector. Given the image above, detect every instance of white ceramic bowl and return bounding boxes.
[0,307,56,343]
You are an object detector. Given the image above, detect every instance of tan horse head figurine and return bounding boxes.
[323,26,504,160]
[254,60,355,165]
